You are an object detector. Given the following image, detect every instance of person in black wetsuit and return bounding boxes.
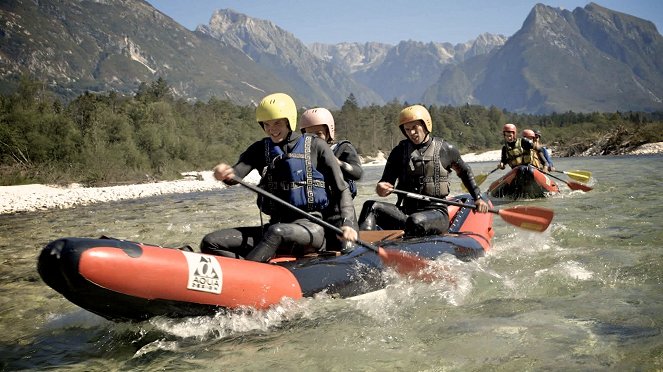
[200,93,358,262]
[299,107,362,252]
[358,104,489,237]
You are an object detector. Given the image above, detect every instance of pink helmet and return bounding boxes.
[522,129,536,139]
[300,108,335,140]
[503,123,517,133]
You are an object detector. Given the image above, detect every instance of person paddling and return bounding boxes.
[200,93,358,262]
[497,123,545,170]
[299,107,362,252]
[521,128,549,171]
[534,130,555,172]
[358,104,489,237]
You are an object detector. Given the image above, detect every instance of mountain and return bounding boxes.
[1,1,661,113]
[0,0,292,103]
[422,3,663,113]
[196,9,384,107]
[308,42,392,75]
[309,34,507,103]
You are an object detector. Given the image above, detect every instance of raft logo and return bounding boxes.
[182,251,222,294]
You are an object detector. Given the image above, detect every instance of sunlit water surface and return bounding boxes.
[1,155,661,371]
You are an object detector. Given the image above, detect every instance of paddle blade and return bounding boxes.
[377,247,455,283]
[564,170,591,183]
[378,247,429,274]
[474,173,489,186]
[567,181,593,192]
[498,206,554,232]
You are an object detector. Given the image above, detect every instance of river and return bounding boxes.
[1,155,661,371]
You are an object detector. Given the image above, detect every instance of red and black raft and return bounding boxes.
[488,165,559,199]
[38,196,494,322]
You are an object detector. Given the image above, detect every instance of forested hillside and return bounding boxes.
[1,76,661,186]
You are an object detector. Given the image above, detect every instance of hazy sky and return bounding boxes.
[146,0,663,45]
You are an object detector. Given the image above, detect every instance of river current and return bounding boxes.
[1,155,661,371]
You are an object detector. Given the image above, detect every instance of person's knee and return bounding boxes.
[264,223,287,239]
[407,213,427,227]
[405,216,427,237]
[200,236,237,257]
[358,200,377,230]
[199,232,218,254]
[405,211,448,236]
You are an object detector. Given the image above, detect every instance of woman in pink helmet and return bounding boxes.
[300,107,362,252]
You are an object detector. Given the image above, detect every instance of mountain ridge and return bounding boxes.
[1,1,661,113]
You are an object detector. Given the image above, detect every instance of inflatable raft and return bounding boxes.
[488,165,559,199]
[38,196,493,322]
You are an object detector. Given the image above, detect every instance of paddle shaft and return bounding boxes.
[390,189,498,214]
[544,171,592,191]
[232,176,380,253]
[486,167,500,177]
[391,189,554,232]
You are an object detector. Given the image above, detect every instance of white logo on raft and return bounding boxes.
[182,251,222,294]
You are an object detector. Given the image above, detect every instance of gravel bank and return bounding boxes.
[0,148,548,215]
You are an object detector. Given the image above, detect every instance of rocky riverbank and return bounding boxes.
[555,125,663,157]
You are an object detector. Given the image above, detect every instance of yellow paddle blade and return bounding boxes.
[474,173,489,186]
[461,173,489,192]
[564,170,591,183]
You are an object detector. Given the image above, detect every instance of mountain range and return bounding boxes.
[1,0,661,113]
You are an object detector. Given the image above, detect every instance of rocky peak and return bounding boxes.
[308,42,392,73]
[197,9,309,66]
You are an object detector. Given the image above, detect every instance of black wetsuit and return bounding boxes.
[200,132,356,262]
[325,140,363,251]
[358,136,482,236]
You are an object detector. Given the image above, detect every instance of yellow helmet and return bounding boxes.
[398,104,432,133]
[256,93,297,131]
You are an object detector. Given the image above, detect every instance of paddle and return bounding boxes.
[545,172,593,192]
[390,189,554,232]
[461,167,500,191]
[475,167,500,186]
[553,169,591,183]
[231,176,432,276]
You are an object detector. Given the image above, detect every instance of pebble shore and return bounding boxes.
[0,150,497,215]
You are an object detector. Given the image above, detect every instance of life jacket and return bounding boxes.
[505,138,532,168]
[331,140,357,198]
[257,135,328,214]
[398,137,450,198]
[530,147,543,169]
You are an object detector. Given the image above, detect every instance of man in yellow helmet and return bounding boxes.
[358,104,488,237]
[201,93,358,262]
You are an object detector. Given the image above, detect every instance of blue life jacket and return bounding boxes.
[257,135,329,214]
[331,140,357,198]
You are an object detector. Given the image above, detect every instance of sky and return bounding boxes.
[146,0,663,45]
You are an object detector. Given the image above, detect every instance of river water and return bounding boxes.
[1,155,661,371]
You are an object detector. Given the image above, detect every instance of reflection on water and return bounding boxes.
[1,155,662,370]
